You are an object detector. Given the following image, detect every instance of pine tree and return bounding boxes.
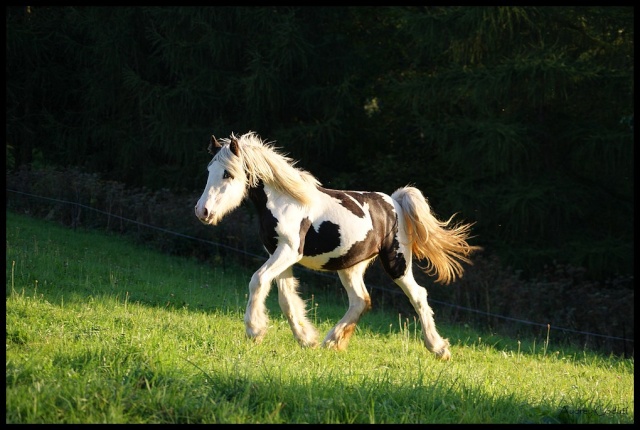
[365,6,634,278]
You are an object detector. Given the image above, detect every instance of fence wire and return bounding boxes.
[6,188,633,345]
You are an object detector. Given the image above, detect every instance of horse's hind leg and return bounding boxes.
[276,267,319,348]
[322,258,373,351]
[394,272,451,360]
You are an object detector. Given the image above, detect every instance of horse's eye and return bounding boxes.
[223,170,233,179]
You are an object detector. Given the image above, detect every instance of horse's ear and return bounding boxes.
[208,135,222,155]
[230,136,240,156]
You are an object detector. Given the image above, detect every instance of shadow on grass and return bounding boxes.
[119,357,619,424]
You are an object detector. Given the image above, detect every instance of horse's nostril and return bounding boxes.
[195,205,208,219]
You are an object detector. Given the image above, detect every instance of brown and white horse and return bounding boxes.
[195,131,480,360]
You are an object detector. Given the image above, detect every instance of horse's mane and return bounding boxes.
[218,131,321,205]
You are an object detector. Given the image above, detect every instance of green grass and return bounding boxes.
[5,210,634,423]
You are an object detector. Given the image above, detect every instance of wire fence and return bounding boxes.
[6,188,633,346]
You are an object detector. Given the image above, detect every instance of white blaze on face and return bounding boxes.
[194,152,246,225]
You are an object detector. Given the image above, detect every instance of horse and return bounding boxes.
[195,131,481,360]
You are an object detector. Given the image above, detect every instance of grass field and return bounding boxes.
[5,210,634,423]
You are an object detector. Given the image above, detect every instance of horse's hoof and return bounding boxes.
[298,339,319,349]
[245,326,266,344]
[431,339,451,360]
[321,338,350,351]
[248,334,265,344]
[435,347,451,361]
[321,339,339,350]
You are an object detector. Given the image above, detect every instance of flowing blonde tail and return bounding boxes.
[391,186,481,284]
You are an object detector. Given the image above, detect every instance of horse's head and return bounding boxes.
[194,134,248,225]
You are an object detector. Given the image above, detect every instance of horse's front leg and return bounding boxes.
[277,266,319,348]
[245,244,300,343]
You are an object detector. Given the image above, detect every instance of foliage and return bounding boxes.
[367,7,634,278]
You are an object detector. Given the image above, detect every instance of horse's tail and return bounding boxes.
[391,186,481,285]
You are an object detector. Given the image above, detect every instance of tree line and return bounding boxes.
[6,6,634,281]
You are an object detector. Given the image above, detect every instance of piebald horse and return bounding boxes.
[195,131,480,360]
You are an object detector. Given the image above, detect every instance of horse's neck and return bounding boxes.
[247,181,269,214]
[248,180,314,215]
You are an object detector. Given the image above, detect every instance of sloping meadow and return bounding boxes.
[5,211,634,424]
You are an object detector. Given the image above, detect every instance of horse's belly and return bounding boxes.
[298,215,378,271]
[298,239,379,271]
[298,253,372,272]
[298,254,335,271]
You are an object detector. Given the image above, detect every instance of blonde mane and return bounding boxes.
[218,132,321,205]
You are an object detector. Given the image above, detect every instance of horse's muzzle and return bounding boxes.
[195,204,219,226]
